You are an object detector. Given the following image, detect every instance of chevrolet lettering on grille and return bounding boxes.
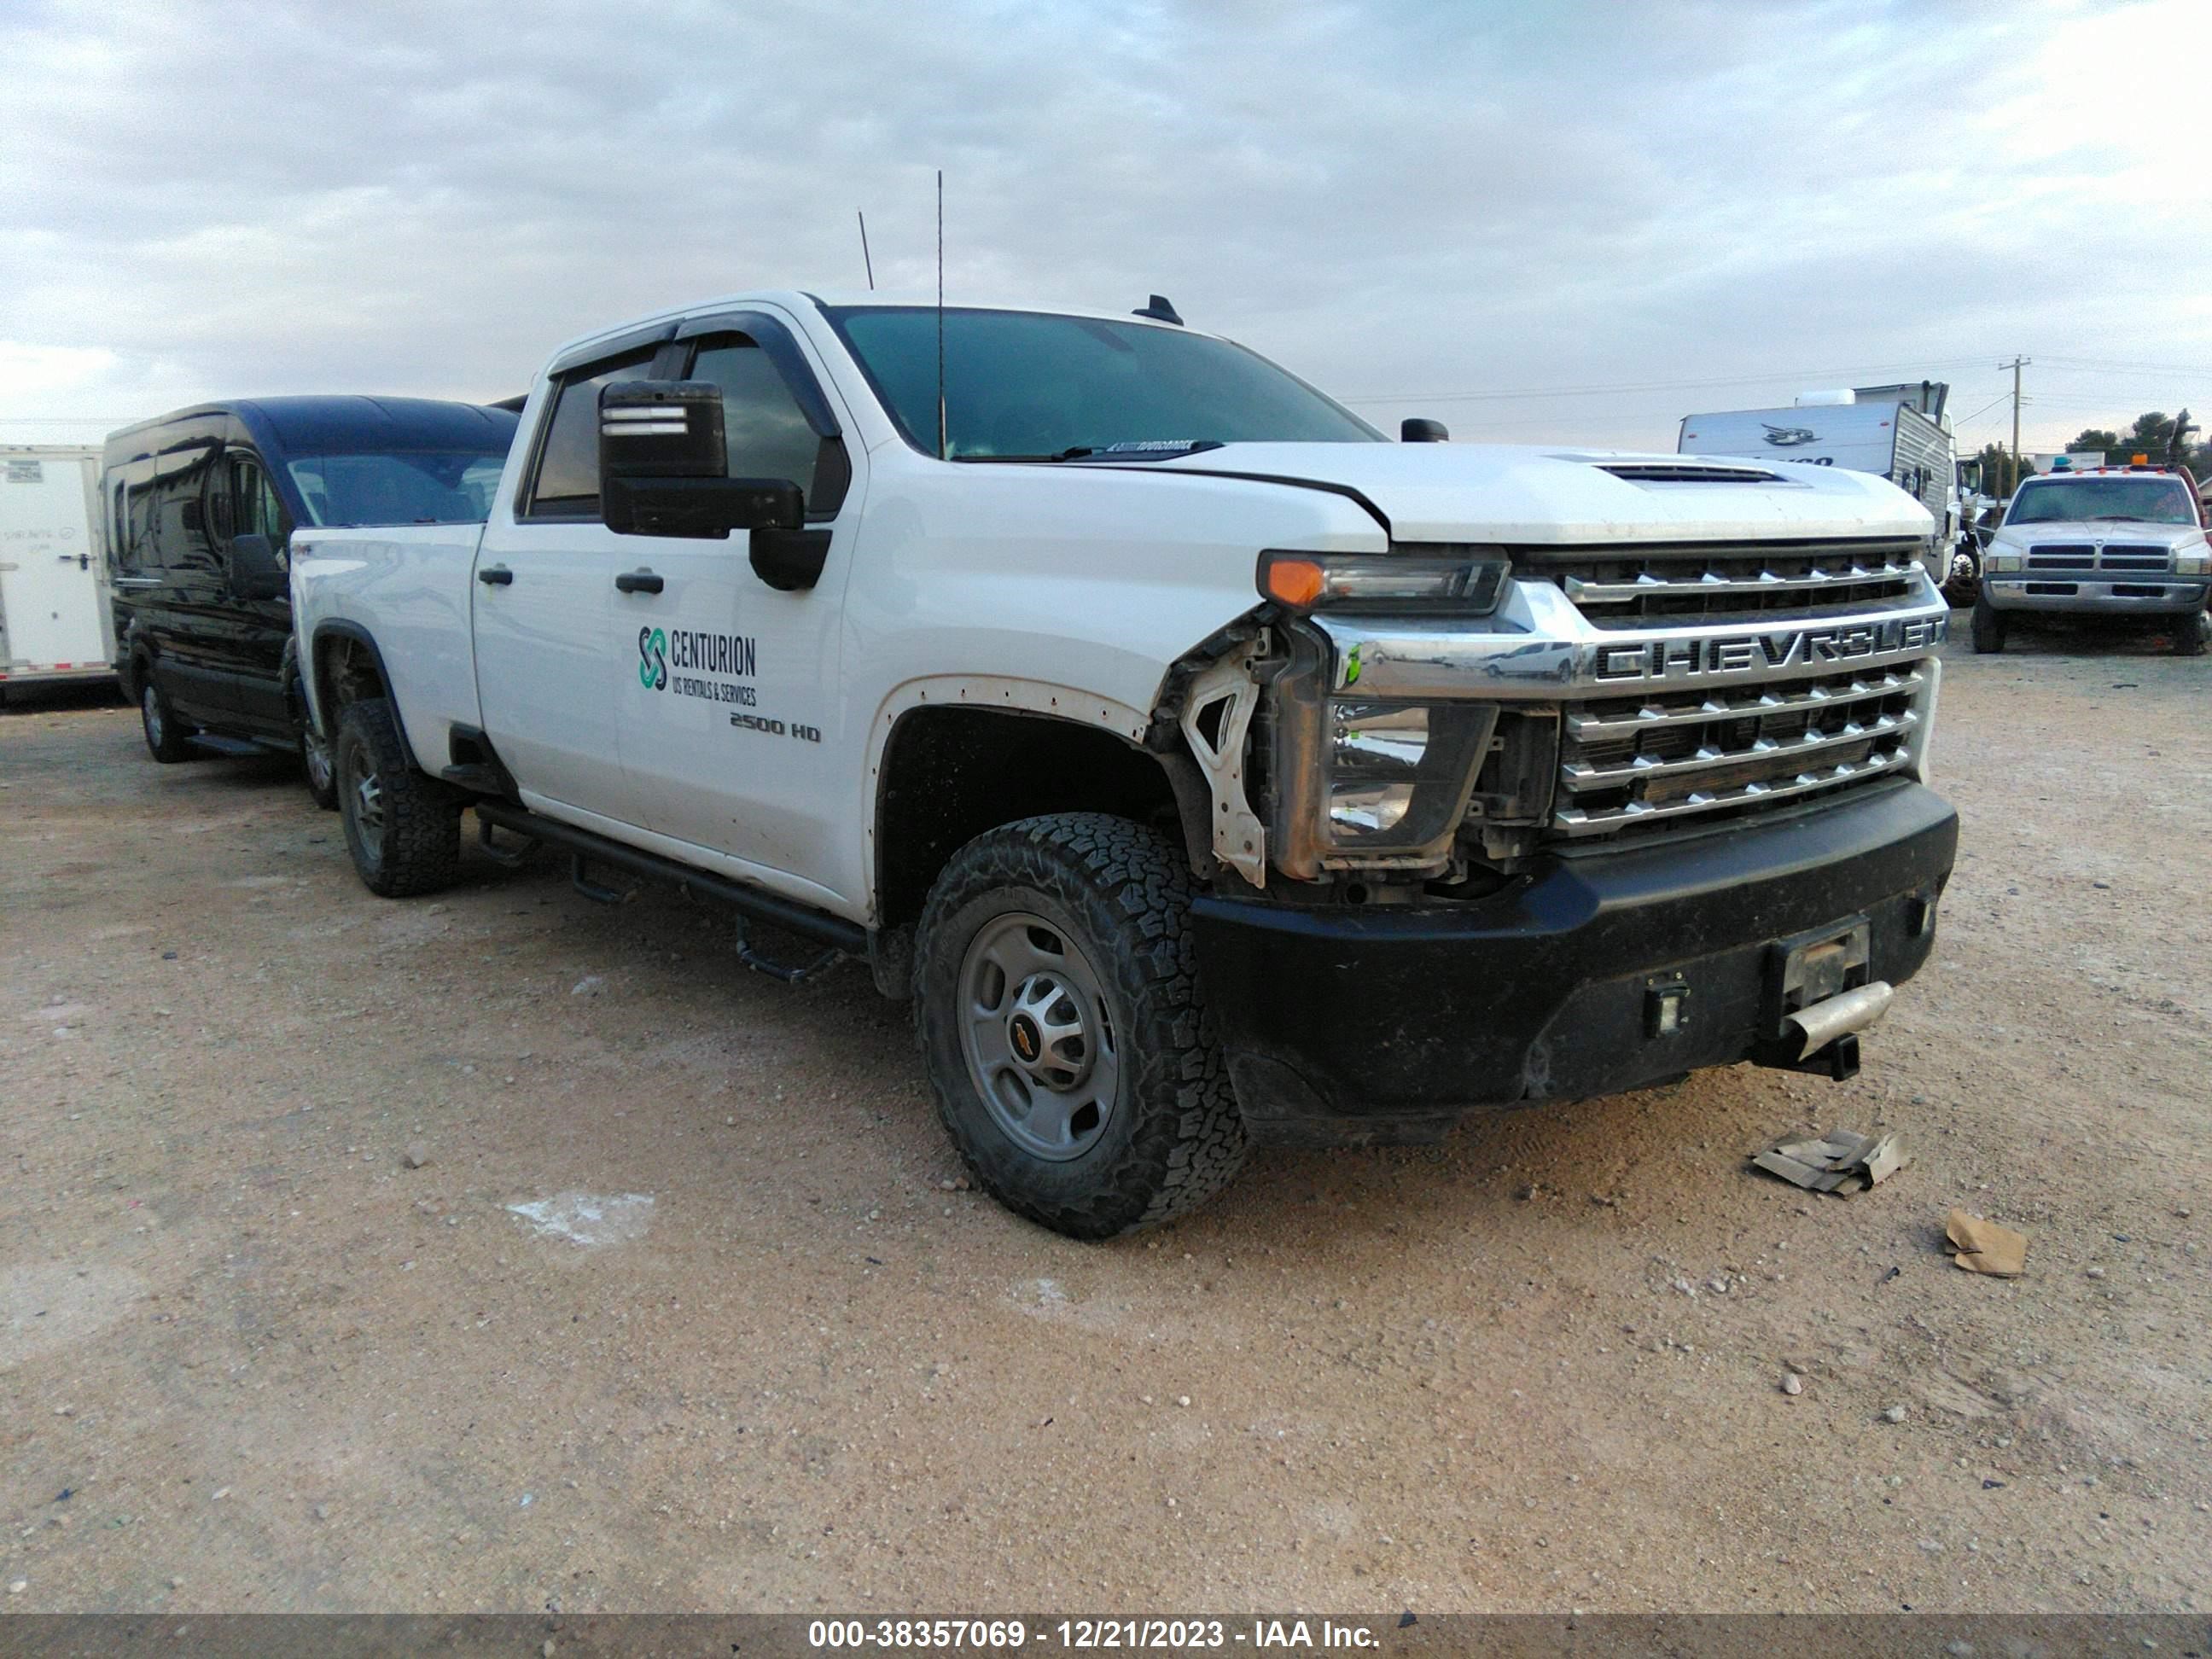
[1592,614,1947,684]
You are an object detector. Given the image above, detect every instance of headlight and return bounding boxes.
[2177,547,2210,576]
[1986,545,2023,573]
[1259,547,1508,614]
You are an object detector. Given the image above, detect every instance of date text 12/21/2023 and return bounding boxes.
[805,1617,1384,1650]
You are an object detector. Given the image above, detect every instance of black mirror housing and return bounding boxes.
[1401,417,1450,444]
[603,474,806,539]
[598,379,807,538]
[229,532,285,602]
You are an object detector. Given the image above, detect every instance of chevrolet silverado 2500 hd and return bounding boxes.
[291,293,1957,1238]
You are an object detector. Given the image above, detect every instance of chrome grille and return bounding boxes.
[1552,667,1927,839]
[1527,538,1925,628]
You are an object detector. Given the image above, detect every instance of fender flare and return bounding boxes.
[862,674,1160,921]
[308,620,426,772]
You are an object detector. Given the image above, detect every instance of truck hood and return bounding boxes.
[1989,520,2208,550]
[1141,442,1935,545]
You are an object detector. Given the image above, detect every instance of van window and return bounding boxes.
[288,451,502,527]
[686,337,821,504]
[117,459,159,575]
[207,451,292,547]
[526,350,658,517]
[154,445,221,575]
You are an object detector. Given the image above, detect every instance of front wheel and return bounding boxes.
[139,673,195,763]
[335,697,460,897]
[1970,594,2007,655]
[913,812,1249,1239]
[2171,610,2209,657]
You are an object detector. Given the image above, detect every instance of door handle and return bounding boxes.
[477,565,514,586]
[614,570,664,595]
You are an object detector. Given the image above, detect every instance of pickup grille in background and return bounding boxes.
[2098,544,2172,571]
[1553,667,1924,838]
[1528,538,1926,628]
[2024,543,2171,573]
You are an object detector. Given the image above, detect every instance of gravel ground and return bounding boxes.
[2,626,2207,1615]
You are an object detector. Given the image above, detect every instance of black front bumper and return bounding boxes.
[1191,781,1958,1146]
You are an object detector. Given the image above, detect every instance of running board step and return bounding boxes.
[569,853,634,905]
[186,732,276,757]
[471,800,867,957]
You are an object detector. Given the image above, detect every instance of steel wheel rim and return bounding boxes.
[303,726,334,795]
[142,685,163,748]
[957,909,1118,1161]
[346,749,386,861]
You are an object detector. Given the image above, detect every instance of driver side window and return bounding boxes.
[684,336,822,507]
[206,451,289,550]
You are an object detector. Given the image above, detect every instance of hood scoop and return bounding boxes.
[1595,461,1787,485]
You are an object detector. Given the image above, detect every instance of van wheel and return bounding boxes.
[293,672,339,810]
[913,812,1249,1239]
[335,697,459,897]
[139,675,195,763]
[1970,595,2006,654]
[2170,610,2208,657]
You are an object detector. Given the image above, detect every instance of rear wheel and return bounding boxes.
[913,812,1248,1239]
[1970,594,2007,655]
[139,673,195,763]
[292,672,338,810]
[335,697,459,897]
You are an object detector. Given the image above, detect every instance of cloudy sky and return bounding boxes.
[4,0,2207,457]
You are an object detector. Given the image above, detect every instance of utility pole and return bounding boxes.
[2000,356,2030,493]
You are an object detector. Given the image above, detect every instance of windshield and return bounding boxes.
[2005,476,2197,527]
[822,306,1382,460]
[288,451,509,527]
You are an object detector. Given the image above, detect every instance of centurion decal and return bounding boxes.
[1593,614,1947,684]
[636,625,762,706]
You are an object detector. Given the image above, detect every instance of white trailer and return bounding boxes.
[0,445,116,694]
[1679,393,1959,581]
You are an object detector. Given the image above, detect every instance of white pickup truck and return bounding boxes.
[292,291,1958,1238]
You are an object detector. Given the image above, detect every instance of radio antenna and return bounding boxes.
[857,211,875,290]
[935,169,947,460]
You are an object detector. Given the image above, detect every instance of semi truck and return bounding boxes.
[0,445,116,696]
[289,291,1958,1238]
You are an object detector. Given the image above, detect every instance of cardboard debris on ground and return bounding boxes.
[1944,1208,2029,1277]
[1751,1127,1911,1196]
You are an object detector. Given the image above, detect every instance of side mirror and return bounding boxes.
[229,532,286,602]
[598,380,805,538]
[1401,417,1450,444]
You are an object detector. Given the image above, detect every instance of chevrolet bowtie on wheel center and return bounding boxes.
[293,291,1958,1238]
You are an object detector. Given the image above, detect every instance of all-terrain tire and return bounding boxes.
[335,697,460,898]
[139,671,195,763]
[2169,609,2208,657]
[913,812,1249,1239]
[292,671,340,811]
[1970,593,2006,655]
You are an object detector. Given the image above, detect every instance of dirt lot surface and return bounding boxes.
[3,628,2208,1616]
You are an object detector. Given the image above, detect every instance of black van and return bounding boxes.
[103,397,517,802]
